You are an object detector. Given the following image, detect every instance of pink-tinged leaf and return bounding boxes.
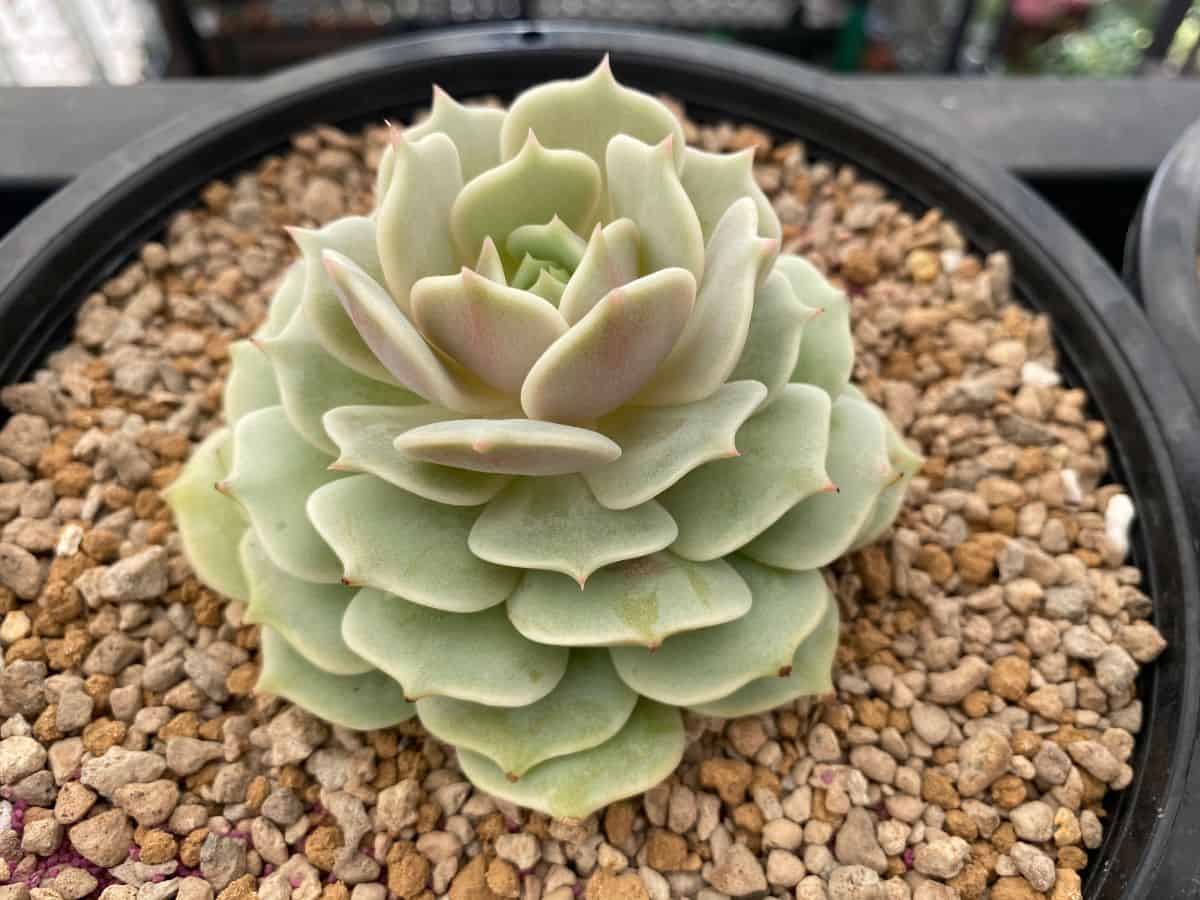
[411,268,568,393]
[521,268,696,424]
[559,218,641,326]
[393,418,620,476]
[322,250,508,415]
[635,198,773,406]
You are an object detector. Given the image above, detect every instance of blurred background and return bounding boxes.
[6,0,1200,85]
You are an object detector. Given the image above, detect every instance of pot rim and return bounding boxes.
[1,22,1198,897]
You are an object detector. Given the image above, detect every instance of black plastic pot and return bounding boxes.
[1,23,1198,898]
[1124,116,1200,407]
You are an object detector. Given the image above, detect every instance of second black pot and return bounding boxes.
[1124,116,1200,408]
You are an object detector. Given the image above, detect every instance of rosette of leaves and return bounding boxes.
[166,59,920,818]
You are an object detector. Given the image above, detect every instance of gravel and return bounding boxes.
[0,104,1168,900]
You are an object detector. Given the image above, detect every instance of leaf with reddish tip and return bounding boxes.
[393,419,619,476]
[290,218,397,384]
[728,270,817,407]
[606,135,704,284]
[500,55,685,182]
[240,530,370,676]
[405,86,506,182]
[507,216,588,272]
[679,146,782,241]
[457,697,684,819]
[635,198,770,406]
[688,583,838,718]
[743,392,894,570]
[322,251,509,415]
[417,649,637,779]
[559,218,641,326]
[222,406,345,584]
[521,268,696,423]
[308,474,519,613]
[609,559,830,706]
[410,269,568,394]
[261,283,422,455]
[342,588,568,706]
[585,381,766,510]
[376,132,464,315]
[257,627,415,731]
[660,383,832,560]
[323,405,511,506]
[507,552,751,649]
[451,134,602,265]
[778,254,854,398]
[468,475,677,584]
[162,428,248,602]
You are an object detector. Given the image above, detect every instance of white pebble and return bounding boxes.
[1020,360,1061,387]
[1105,494,1135,562]
[1060,469,1083,505]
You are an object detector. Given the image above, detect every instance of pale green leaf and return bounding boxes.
[778,254,854,398]
[522,268,695,423]
[744,393,894,569]
[660,383,832,560]
[324,405,511,505]
[323,251,509,415]
[374,144,395,210]
[506,216,588,272]
[507,551,751,649]
[528,269,566,306]
[469,475,677,585]
[689,593,838,717]
[254,260,305,340]
[728,270,816,407]
[377,132,464,315]
[451,133,602,265]
[308,474,519,613]
[499,56,685,180]
[512,254,569,291]
[223,340,280,426]
[222,406,345,583]
[457,697,684,819]
[342,588,568,706]
[606,135,704,283]
[610,559,830,705]
[680,146,782,242]
[851,403,922,550]
[405,87,506,182]
[585,381,766,510]
[162,427,249,602]
[290,218,397,384]
[475,237,507,284]
[417,648,637,779]
[559,218,641,326]
[240,530,370,675]
[410,268,568,393]
[635,198,775,406]
[261,290,421,455]
[258,627,415,730]
[393,419,620,477]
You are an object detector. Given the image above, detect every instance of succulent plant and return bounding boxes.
[166,59,920,818]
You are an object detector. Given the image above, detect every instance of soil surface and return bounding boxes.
[0,102,1165,900]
